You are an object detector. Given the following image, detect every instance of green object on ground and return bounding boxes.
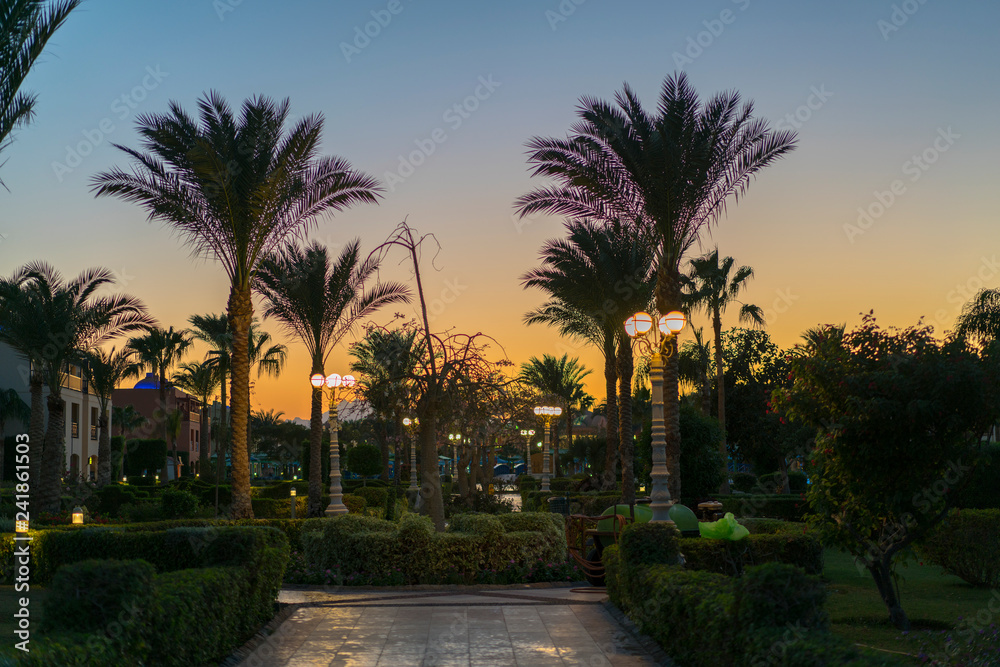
[596,504,652,548]
[668,503,700,533]
[698,512,749,541]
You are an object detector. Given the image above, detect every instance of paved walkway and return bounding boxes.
[235,586,667,667]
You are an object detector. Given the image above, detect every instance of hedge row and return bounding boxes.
[714,494,808,521]
[604,523,905,667]
[520,490,621,515]
[917,508,1000,587]
[301,512,565,583]
[6,526,289,667]
[680,528,823,576]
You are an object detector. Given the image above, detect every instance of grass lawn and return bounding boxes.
[824,548,999,663]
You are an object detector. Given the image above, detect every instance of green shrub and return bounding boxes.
[917,508,1000,587]
[788,470,808,492]
[732,562,828,632]
[42,559,156,633]
[954,444,1000,509]
[353,486,389,509]
[677,402,726,499]
[549,477,574,493]
[739,518,803,535]
[618,522,682,567]
[342,494,366,514]
[731,472,757,493]
[250,497,307,519]
[159,489,199,519]
[119,499,163,523]
[517,475,538,491]
[717,494,807,521]
[344,443,382,478]
[680,531,824,576]
[448,513,504,539]
[93,483,140,517]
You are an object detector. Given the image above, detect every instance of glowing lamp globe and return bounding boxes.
[72,506,84,525]
[625,312,653,337]
[326,373,342,388]
[309,373,325,388]
[659,311,687,335]
[342,374,356,388]
[403,418,412,426]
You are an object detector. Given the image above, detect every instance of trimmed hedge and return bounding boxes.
[680,530,824,576]
[353,486,389,509]
[917,508,1000,587]
[251,496,308,519]
[302,512,565,583]
[731,472,756,493]
[342,494,366,514]
[715,494,808,521]
[159,489,199,519]
[604,523,904,667]
[521,490,621,515]
[11,526,289,667]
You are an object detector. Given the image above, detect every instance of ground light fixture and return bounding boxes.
[72,506,84,525]
[308,371,358,516]
[626,309,686,523]
[533,406,562,492]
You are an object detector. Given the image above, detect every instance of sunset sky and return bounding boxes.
[2,0,998,419]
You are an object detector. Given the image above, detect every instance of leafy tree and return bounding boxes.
[0,0,80,168]
[772,315,1000,630]
[956,288,1000,346]
[93,92,381,519]
[82,347,141,486]
[256,239,409,515]
[516,72,796,501]
[683,248,764,492]
[344,443,382,483]
[677,326,712,416]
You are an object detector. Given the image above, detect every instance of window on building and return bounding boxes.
[71,403,79,439]
[90,407,98,440]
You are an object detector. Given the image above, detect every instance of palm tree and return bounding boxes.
[13,263,152,511]
[0,271,46,487]
[956,289,1000,345]
[683,248,764,492]
[522,220,655,494]
[678,326,713,416]
[350,327,423,486]
[0,387,29,437]
[111,403,146,480]
[82,347,141,486]
[0,0,80,167]
[127,326,192,444]
[164,407,183,480]
[515,72,796,500]
[256,239,410,515]
[172,361,219,479]
[188,313,231,479]
[93,92,382,518]
[519,354,591,479]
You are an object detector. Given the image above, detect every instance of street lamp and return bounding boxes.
[625,310,686,523]
[310,371,357,516]
[519,429,535,476]
[449,432,462,478]
[403,417,419,491]
[533,406,562,492]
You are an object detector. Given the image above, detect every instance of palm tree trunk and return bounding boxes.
[28,375,44,493]
[602,335,619,490]
[308,359,324,517]
[39,393,65,514]
[228,285,254,519]
[198,396,211,481]
[617,336,635,505]
[97,407,112,486]
[713,309,730,493]
[656,263,683,503]
[158,378,169,481]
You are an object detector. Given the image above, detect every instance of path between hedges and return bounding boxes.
[232,586,673,667]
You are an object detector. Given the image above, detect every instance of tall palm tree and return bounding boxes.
[519,354,591,479]
[93,92,382,518]
[188,313,231,480]
[350,327,423,486]
[516,72,796,500]
[13,262,152,511]
[82,347,141,486]
[111,403,146,480]
[127,326,192,443]
[256,239,410,515]
[522,219,655,495]
[0,0,80,166]
[164,407,183,479]
[172,361,219,478]
[683,248,764,492]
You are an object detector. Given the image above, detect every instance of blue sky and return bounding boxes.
[2,0,998,415]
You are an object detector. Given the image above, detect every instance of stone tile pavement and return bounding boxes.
[235,587,669,667]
